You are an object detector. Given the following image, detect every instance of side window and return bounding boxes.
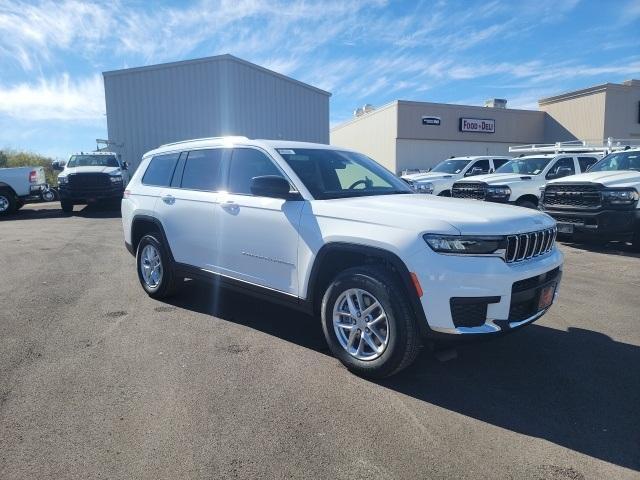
[578,156,598,172]
[228,148,284,195]
[469,159,490,175]
[492,158,509,170]
[546,157,575,179]
[142,153,180,187]
[181,149,224,191]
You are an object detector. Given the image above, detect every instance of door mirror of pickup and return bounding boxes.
[250,175,296,199]
[121,161,128,170]
[547,166,574,179]
[465,167,484,177]
[52,161,64,171]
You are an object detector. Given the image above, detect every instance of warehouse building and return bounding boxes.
[103,54,330,171]
[331,79,640,174]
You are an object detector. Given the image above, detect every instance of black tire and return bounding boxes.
[321,265,422,378]
[516,199,537,209]
[0,189,17,215]
[631,230,640,252]
[438,190,451,197]
[136,233,181,299]
[15,199,24,211]
[60,200,74,213]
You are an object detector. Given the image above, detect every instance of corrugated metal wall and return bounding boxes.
[103,55,330,171]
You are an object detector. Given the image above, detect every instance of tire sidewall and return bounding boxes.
[136,234,172,297]
[321,268,409,376]
[0,191,15,215]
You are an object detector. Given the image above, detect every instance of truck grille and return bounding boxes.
[452,182,486,200]
[543,184,601,209]
[505,228,556,263]
[67,173,111,188]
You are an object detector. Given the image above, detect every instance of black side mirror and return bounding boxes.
[52,161,64,171]
[548,166,573,179]
[250,175,294,199]
[121,161,128,170]
[465,167,484,177]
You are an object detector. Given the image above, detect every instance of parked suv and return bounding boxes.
[451,153,601,208]
[122,137,563,377]
[542,148,640,249]
[55,151,129,213]
[402,156,511,196]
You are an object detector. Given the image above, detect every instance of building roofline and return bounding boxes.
[538,80,640,105]
[330,100,399,131]
[102,53,331,97]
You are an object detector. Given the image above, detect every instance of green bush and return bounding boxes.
[0,149,58,185]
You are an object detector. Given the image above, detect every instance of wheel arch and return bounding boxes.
[130,215,174,261]
[305,242,429,335]
[0,182,17,196]
[515,193,539,206]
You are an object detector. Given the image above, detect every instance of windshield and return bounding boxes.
[277,148,412,199]
[589,151,640,172]
[67,154,119,168]
[496,157,552,175]
[431,159,472,174]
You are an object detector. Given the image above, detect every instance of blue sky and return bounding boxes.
[0,0,639,159]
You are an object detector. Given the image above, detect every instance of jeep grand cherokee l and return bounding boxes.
[122,137,563,377]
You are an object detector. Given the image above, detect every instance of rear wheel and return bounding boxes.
[136,234,181,298]
[0,189,16,215]
[321,265,421,378]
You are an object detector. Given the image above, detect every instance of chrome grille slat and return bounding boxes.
[505,227,556,264]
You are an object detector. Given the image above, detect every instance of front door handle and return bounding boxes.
[161,194,175,205]
[221,200,239,213]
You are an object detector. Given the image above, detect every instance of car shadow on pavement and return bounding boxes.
[557,238,640,259]
[1,203,121,221]
[163,280,640,471]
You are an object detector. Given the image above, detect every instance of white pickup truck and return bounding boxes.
[451,153,602,208]
[0,166,47,215]
[542,148,640,250]
[401,156,511,196]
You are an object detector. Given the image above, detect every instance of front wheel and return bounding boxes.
[136,234,181,298]
[0,190,16,215]
[321,265,422,378]
[60,200,74,213]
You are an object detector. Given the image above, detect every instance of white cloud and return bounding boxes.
[0,74,104,121]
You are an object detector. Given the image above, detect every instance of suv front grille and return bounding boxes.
[505,228,556,263]
[543,183,601,208]
[452,182,487,200]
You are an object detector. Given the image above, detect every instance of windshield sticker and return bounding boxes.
[278,149,295,155]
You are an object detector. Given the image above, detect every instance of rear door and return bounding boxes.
[154,148,226,269]
[215,147,303,295]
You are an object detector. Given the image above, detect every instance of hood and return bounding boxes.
[61,166,121,176]
[546,170,640,189]
[456,172,540,186]
[311,194,554,236]
[403,172,457,183]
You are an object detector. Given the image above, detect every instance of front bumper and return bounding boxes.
[59,185,124,202]
[544,208,640,239]
[405,246,564,337]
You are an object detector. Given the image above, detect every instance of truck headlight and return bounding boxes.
[58,176,68,185]
[486,185,511,199]
[602,188,638,205]
[423,234,506,255]
[414,182,434,194]
[110,175,123,184]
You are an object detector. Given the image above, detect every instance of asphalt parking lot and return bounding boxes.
[1,202,639,480]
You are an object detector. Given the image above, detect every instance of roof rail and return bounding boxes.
[161,136,249,148]
[509,138,640,154]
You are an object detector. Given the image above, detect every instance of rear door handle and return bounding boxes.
[221,200,239,212]
[161,194,175,205]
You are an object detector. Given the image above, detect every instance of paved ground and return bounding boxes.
[1,202,639,480]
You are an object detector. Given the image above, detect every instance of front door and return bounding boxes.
[216,147,303,295]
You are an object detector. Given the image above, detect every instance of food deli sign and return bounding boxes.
[459,117,495,133]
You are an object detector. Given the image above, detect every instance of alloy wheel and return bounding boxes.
[140,244,163,289]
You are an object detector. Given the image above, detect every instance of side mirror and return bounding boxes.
[548,166,573,179]
[465,167,484,177]
[250,175,294,199]
[52,161,64,171]
[121,161,128,170]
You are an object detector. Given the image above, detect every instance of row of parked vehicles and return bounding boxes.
[401,141,640,250]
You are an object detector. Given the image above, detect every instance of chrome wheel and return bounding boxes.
[140,244,163,289]
[332,288,390,361]
[0,195,9,212]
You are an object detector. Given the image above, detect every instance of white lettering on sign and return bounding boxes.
[459,118,495,133]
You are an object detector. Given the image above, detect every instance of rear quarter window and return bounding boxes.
[142,153,180,187]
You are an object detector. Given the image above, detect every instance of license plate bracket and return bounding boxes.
[557,223,574,234]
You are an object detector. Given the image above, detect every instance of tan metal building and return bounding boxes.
[331,79,640,173]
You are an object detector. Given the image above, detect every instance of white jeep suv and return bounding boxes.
[451,153,601,208]
[122,137,563,377]
[402,156,511,196]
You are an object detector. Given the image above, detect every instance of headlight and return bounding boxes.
[110,175,123,184]
[602,188,638,205]
[58,176,68,185]
[414,182,434,194]
[486,185,511,198]
[424,234,506,255]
